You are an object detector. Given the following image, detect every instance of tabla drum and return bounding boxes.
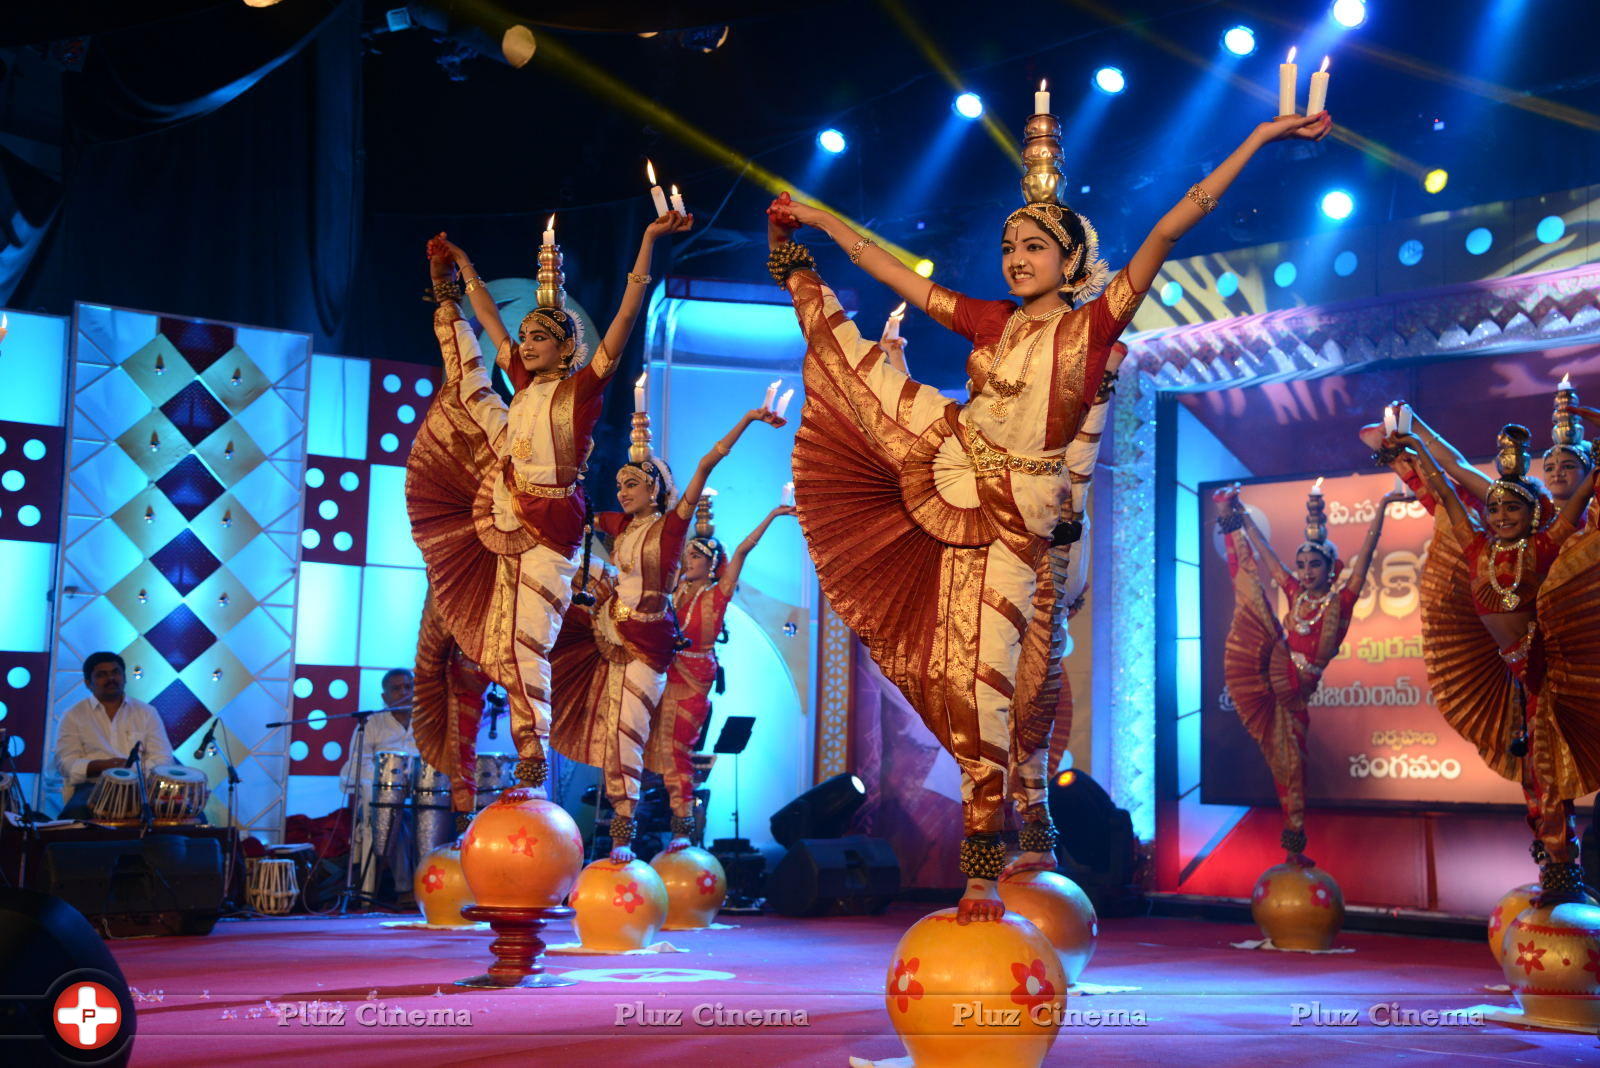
[412,762,453,855]
[246,857,299,915]
[149,764,209,824]
[474,753,516,810]
[369,751,413,856]
[87,767,141,824]
[0,771,23,818]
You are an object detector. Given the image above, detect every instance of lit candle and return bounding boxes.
[883,301,907,342]
[775,388,794,418]
[669,184,686,215]
[781,481,795,507]
[764,378,781,410]
[1396,404,1413,435]
[543,214,555,247]
[1306,56,1330,116]
[1383,405,1398,434]
[1278,46,1298,117]
[634,371,648,413]
[646,160,669,217]
[1310,476,1324,497]
[1034,79,1049,116]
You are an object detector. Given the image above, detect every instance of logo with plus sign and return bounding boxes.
[53,982,122,1050]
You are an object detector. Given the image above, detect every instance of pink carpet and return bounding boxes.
[112,906,1596,1065]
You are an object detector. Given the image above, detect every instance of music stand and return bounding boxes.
[711,716,755,848]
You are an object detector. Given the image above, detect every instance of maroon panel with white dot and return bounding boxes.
[0,651,51,773]
[289,665,359,776]
[0,421,65,544]
[299,454,370,564]
[366,359,440,463]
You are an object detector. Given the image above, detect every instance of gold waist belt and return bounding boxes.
[612,598,669,624]
[967,437,1064,478]
[514,476,576,499]
[1289,651,1323,677]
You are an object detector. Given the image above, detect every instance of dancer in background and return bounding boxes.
[551,407,784,862]
[406,213,691,811]
[1396,423,1599,901]
[1215,483,1401,866]
[651,496,796,852]
[769,103,1330,920]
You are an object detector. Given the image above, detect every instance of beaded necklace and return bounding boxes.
[1291,586,1336,636]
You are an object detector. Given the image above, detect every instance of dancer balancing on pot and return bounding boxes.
[406,212,692,813]
[550,405,785,863]
[1391,423,1600,902]
[1214,480,1403,867]
[650,494,796,853]
[768,97,1332,921]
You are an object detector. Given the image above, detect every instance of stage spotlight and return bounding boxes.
[1093,67,1126,95]
[913,258,935,278]
[242,0,284,6]
[1222,25,1257,56]
[1423,168,1449,194]
[769,772,867,846]
[1046,768,1142,915]
[1320,189,1355,220]
[817,128,847,154]
[1331,0,1367,28]
[954,92,984,120]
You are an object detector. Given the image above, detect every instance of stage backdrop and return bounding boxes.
[1199,469,1523,809]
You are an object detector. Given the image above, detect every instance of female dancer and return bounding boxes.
[1396,424,1598,901]
[1215,482,1402,866]
[651,500,797,852]
[768,106,1331,920]
[406,212,691,808]
[550,408,784,862]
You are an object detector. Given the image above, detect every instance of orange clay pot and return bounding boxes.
[570,858,669,952]
[459,787,584,909]
[650,846,726,930]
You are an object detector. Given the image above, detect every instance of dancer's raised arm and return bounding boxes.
[767,197,932,312]
[1125,113,1330,294]
[594,212,693,377]
[675,409,787,520]
[1345,490,1408,592]
[720,505,797,596]
[430,233,510,352]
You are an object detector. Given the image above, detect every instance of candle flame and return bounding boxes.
[1319,55,1330,73]
[547,214,555,229]
[770,378,781,389]
[636,372,648,388]
[891,301,907,317]
[1039,78,1046,91]
[670,184,680,195]
[646,159,657,185]
[1312,476,1325,493]
[1287,46,1297,63]
[1559,373,1573,389]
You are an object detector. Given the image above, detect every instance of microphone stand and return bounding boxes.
[128,741,155,840]
[195,718,243,906]
[0,727,37,888]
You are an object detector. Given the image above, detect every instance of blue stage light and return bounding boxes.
[1320,189,1354,220]
[1222,26,1257,56]
[954,92,983,119]
[1093,67,1125,95]
[1332,0,1367,28]
[817,128,847,154]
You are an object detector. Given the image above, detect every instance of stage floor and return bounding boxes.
[113,906,1596,1065]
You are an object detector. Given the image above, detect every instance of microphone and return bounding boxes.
[124,741,142,768]
[193,718,217,760]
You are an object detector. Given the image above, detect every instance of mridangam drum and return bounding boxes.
[412,762,453,855]
[369,751,413,856]
[474,753,515,811]
[149,764,208,824]
[87,767,141,824]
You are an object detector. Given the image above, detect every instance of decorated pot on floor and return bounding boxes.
[1250,863,1343,950]
[884,908,1066,1067]
[1488,883,1541,967]
[651,846,726,930]
[413,838,475,926]
[571,858,669,952]
[1500,900,1600,1031]
[997,870,1097,984]
[459,786,584,908]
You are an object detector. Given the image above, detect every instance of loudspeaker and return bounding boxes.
[766,835,900,917]
[45,835,224,937]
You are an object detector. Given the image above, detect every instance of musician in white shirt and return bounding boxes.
[337,668,418,901]
[55,652,176,819]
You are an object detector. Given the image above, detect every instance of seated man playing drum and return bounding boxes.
[54,652,176,820]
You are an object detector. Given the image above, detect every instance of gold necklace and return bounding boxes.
[1291,587,1334,636]
[1485,537,1529,611]
[986,305,1068,421]
[616,511,661,575]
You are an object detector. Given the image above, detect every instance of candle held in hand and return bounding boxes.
[764,379,781,410]
[1397,404,1413,435]
[781,481,795,507]
[646,160,669,218]
[669,185,686,215]
[1383,406,1398,435]
[1306,56,1330,116]
[883,300,907,342]
[775,389,794,418]
[1278,46,1298,116]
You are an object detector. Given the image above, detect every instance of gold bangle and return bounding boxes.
[464,276,487,295]
[1185,185,1219,215]
[627,272,652,285]
[713,442,731,457]
[847,237,876,265]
